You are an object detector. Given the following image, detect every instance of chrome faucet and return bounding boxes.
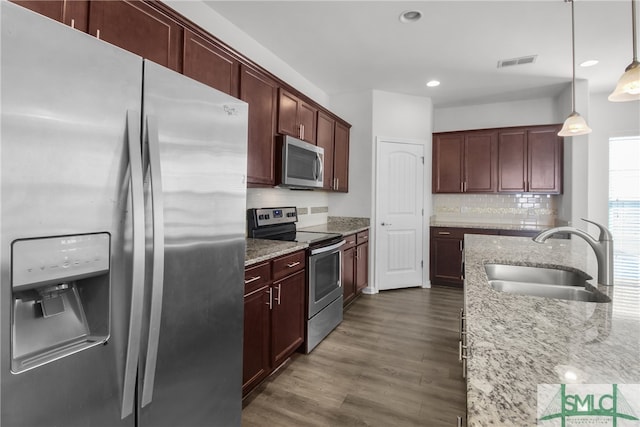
[533,218,614,286]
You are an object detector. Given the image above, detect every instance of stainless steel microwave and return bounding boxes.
[278,135,324,189]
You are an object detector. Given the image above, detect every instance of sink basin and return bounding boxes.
[484,264,610,303]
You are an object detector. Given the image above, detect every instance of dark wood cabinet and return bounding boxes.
[316,111,335,190]
[333,121,350,192]
[183,28,238,96]
[355,231,369,292]
[240,65,278,187]
[271,269,305,368]
[87,0,183,72]
[341,235,357,306]
[432,130,497,193]
[342,229,369,307]
[242,263,270,395]
[11,0,89,31]
[243,250,306,396]
[277,89,317,144]
[498,125,563,194]
[434,124,562,194]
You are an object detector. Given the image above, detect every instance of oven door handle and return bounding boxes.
[310,239,346,255]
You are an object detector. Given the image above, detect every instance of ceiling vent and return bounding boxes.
[497,55,538,68]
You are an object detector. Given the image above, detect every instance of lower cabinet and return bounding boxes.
[342,229,369,307]
[242,250,306,396]
[430,227,550,287]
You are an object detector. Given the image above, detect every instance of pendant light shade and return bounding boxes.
[608,0,640,101]
[558,111,592,136]
[559,0,592,137]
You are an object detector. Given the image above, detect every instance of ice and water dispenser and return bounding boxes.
[11,233,111,373]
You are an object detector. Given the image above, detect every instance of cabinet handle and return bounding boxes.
[336,178,339,189]
[299,124,305,140]
[286,261,300,268]
[70,18,75,29]
[266,288,273,310]
[459,308,465,340]
[460,182,463,192]
[96,29,101,40]
[275,284,281,305]
[458,340,468,363]
[438,231,451,235]
[457,416,463,427]
[459,241,463,251]
[347,240,356,245]
[244,275,261,284]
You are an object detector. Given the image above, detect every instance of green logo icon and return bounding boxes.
[538,384,639,426]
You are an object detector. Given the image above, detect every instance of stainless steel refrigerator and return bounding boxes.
[1,3,247,426]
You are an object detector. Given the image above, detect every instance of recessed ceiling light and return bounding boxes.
[580,59,599,67]
[426,80,440,87]
[399,10,422,23]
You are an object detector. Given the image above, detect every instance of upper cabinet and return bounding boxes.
[316,111,335,190]
[432,130,497,193]
[11,0,89,31]
[498,125,563,194]
[277,89,317,145]
[315,112,350,192]
[88,1,183,72]
[433,125,562,195]
[241,65,278,187]
[183,29,239,97]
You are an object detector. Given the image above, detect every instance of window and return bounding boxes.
[609,136,640,287]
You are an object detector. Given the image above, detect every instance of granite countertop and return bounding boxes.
[299,216,370,235]
[430,220,550,232]
[464,234,640,426]
[245,238,307,267]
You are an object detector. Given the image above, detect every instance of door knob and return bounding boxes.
[381,222,392,226]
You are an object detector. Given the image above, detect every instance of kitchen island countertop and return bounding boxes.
[464,234,640,426]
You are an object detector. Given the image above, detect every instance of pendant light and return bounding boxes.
[608,0,640,101]
[558,0,592,137]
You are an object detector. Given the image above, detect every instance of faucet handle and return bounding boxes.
[581,218,613,241]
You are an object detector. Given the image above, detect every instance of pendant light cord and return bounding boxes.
[632,0,637,64]
[570,0,577,113]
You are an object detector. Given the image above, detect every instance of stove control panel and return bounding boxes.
[249,206,297,228]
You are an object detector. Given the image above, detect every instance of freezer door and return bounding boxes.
[1,3,142,426]
[139,61,248,427]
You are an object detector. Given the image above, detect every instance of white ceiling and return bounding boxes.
[204,1,635,108]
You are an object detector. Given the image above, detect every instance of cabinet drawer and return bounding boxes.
[356,229,369,244]
[272,250,306,281]
[244,262,271,295]
[343,233,357,250]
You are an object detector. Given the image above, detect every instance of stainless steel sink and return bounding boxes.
[484,264,610,303]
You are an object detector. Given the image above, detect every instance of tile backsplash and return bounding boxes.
[433,193,558,226]
[247,187,329,228]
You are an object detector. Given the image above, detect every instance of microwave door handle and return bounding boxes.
[316,153,323,182]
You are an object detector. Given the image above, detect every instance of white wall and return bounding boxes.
[588,91,640,227]
[434,97,560,132]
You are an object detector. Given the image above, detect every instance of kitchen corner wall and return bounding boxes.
[433,194,558,226]
[247,188,329,229]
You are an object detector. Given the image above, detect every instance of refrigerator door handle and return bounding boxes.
[122,110,146,419]
[141,115,165,408]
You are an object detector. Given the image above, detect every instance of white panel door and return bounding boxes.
[376,140,424,290]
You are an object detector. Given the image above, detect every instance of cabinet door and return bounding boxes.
[316,111,335,190]
[465,132,497,192]
[241,65,278,186]
[430,236,463,286]
[88,0,182,72]
[333,121,350,192]
[527,127,562,194]
[271,270,305,367]
[183,29,238,97]
[11,0,89,31]
[242,285,270,395]
[277,89,299,138]
[355,241,369,292]
[342,246,356,307]
[433,133,463,193]
[298,101,317,144]
[497,129,527,193]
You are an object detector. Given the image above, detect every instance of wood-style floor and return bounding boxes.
[242,286,466,427]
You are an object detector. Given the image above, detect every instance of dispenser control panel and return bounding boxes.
[12,233,110,290]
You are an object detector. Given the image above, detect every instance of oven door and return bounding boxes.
[307,240,345,318]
